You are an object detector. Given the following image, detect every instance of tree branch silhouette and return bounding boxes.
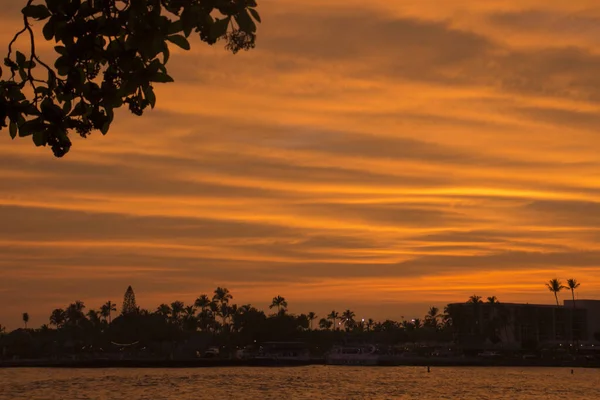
[0,0,260,157]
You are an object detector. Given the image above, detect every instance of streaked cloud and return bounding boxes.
[1,0,600,328]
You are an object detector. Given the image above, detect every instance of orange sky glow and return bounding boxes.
[2,0,600,328]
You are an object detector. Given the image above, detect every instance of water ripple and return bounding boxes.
[0,366,599,399]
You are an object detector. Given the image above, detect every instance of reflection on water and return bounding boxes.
[1,366,599,399]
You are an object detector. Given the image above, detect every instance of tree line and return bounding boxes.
[17,286,454,334]
[0,278,585,359]
[0,285,459,359]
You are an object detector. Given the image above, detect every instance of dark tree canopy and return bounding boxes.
[0,0,261,157]
[122,285,138,315]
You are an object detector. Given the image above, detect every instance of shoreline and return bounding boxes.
[1,358,599,369]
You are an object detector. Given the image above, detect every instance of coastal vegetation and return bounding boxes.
[546,279,566,306]
[0,278,587,360]
[0,285,456,360]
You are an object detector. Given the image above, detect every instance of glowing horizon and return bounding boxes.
[2,0,600,329]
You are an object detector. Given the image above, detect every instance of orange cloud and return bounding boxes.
[1,0,600,328]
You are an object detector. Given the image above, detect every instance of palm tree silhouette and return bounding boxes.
[223,303,235,330]
[66,301,86,326]
[197,308,214,332]
[213,288,233,326]
[327,311,339,330]
[546,279,566,306]
[213,287,233,305]
[307,312,317,330]
[22,312,29,329]
[441,306,452,329]
[425,306,440,329]
[341,309,355,331]
[366,318,375,332]
[566,279,580,304]
[185,305,196,316]
[413,318,422,330]
[182,305,198,331]
[87,309,101,326]
[194,294,211,311]
[156,303,171,320]
[170,301,185,324]
[49,308,66,328]
[269,296,288,314]
[566,278,581,347]
[487,296,499,304]
[467,295,482,304]
[100,301,117,324]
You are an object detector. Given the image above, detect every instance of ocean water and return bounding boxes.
[0,366,598,399]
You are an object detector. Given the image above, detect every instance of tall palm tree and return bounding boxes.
[566,279,580,305]
[66,301,86,325]
[366,318,375,332]
[197,308,215,332]
[22,312,29,329]
[170,301,185,324]
[228,304,240,331]
[546,279,566,306]
[100,301,117,324]
[307,312,317,330]
[566,278,581,347]
[156,303,171,320]
[185,305,196,316]
[327,311,339,330]
[425,306,440,329]
[194,294,211,311]
[442,306,452,329]
[269,296,288,314]
[183,305,198,331]
[341,309,355,331]
[213,287,233,305]
[49,308,66,328]
[213,288,233,327]
[217,303,231,329]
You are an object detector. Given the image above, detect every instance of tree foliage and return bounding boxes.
[0,0,261,157]
[122,285,138,315]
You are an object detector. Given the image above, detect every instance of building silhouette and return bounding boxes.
[446,300,600,349]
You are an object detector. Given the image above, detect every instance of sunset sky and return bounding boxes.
[2,0,600,329]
